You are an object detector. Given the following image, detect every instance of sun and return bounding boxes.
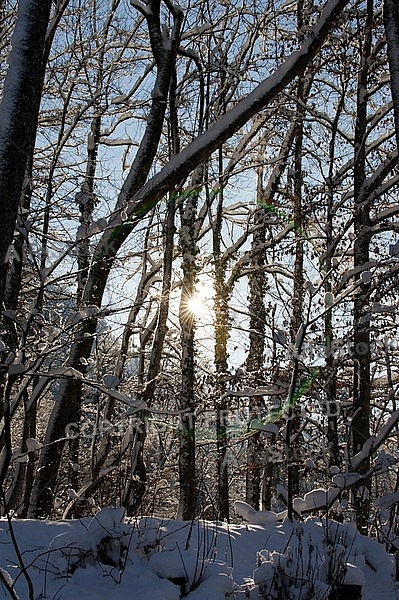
[186,294,207,317]
[184,285,213,321]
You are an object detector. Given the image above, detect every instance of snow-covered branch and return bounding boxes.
[100,0,351,246]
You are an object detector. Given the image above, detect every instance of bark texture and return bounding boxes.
[0,0,52,304]
[351,0,373,534]
[384,0,399,154]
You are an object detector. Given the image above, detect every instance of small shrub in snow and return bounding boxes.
[243,520,363,600]
[48,509,229,598]
[252,546,321,599]
[145,519,221,596]
[49,507,131,576]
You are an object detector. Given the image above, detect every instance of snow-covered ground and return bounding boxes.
[0,504,397,599]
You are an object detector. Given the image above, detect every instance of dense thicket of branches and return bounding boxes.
[0,0,398,545]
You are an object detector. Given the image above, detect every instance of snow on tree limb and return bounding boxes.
[351,408,399,470]
[127,0,350,211]
[97,0,351,260]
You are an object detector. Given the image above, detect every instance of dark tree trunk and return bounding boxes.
[287,78,306,510]
[384,0,399,155]
[323,79,347,471]
[213,189,230,520]
[0,0,52,304]
[122,196,176,515]
[177,186,199,521]
[0,4,69,507]
[122,64,180,515]
[257,119,298,510]
[0,0,52,484]
[286,0,318,518]
[245,208,267,511]
[6,391,36,516]
[351,0,373,535]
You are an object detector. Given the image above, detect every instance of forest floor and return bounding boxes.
[0,505,397,599]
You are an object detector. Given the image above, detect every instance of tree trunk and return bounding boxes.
[286,0,317,515]
[323,80,347,472]
[6,391,36,516]
[177,186,200,520]
[245,208,267,511]
[351,0,373,535]
[28,324,97,517]
[0,4,69,504]
[384,0,399,155]
[287,72,307,510]
[0,0,52,304]
[0,0,52,482]
[122,64,180,515]
[122,196,176,516]
[257,121,298,510]
[213,182,231,520]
